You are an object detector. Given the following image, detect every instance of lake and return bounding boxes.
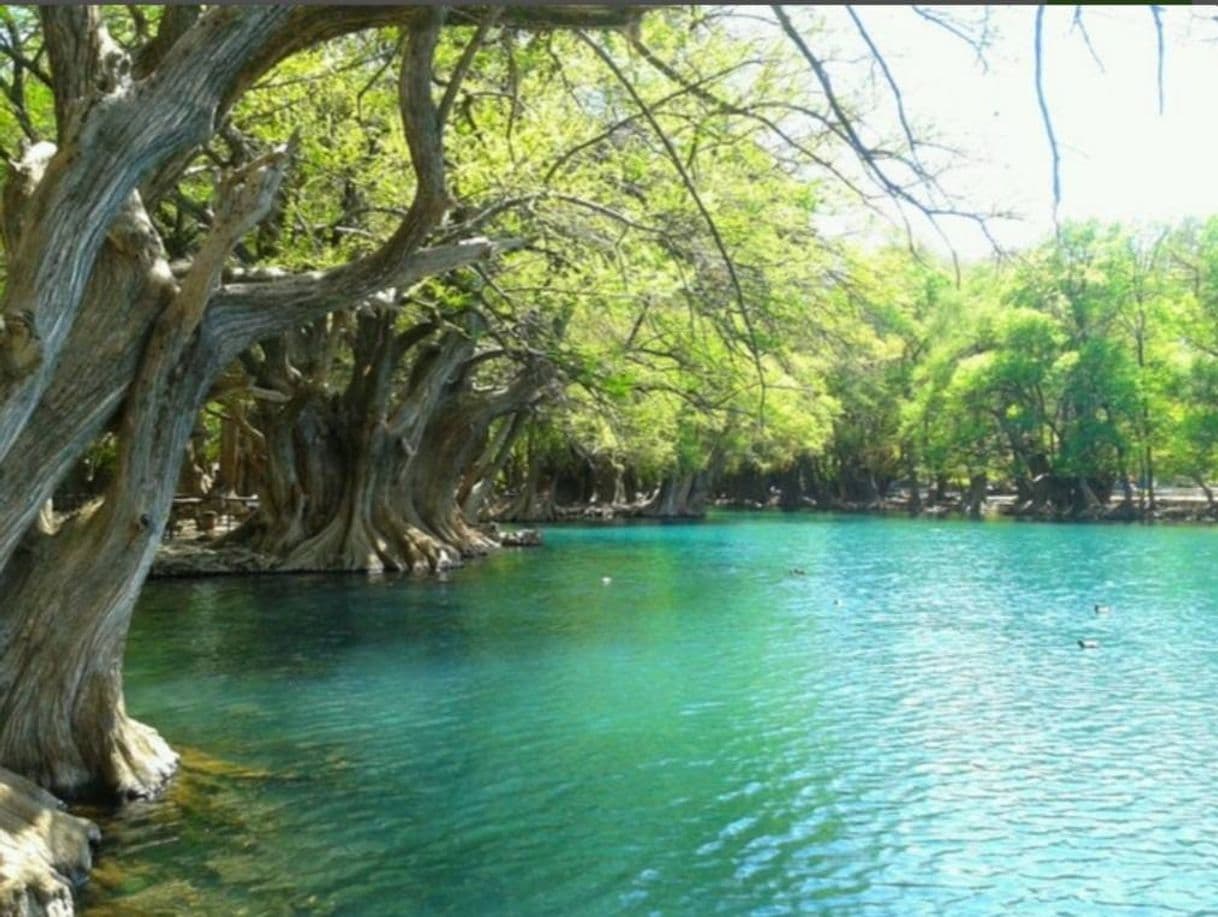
[87,513,1218,914]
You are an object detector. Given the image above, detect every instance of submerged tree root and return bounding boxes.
[0,768,98,916]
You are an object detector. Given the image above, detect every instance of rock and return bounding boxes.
[151,541,276,578]
[499,528,542,548]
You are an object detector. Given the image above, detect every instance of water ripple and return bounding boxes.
[86,515,1218,914]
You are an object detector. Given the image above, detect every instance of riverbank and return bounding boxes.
[150,525,543,579]
[148,491,1217,581]
[711,490,1218,524]
[500,491,1218,526]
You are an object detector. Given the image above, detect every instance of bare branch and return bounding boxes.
[911,6,992,72]
[625,36,881,214]
[1070,6,1105,73]
[208,237,513,357]
[39,6,119,139]
[1151,4,1165,115]
[542,58,759,184]
[1034,4,1062,223]
[173,141,295,340]
[845,6,923,171]
[771,6,1005,261]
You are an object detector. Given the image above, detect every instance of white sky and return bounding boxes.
[776,5,1218,260]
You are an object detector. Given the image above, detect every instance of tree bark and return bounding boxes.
[964,472,987,519]
[0,141,291,799]
[1193,474,1215,514]
[229,318,487,573]
[461,411,525,521]
[409,369,545,553]
[643,470,707,518]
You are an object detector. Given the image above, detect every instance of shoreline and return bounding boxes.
[149,527,544,581]
[707,496,1218,526]
[149,496,1218,582]
[510,494,1218,527]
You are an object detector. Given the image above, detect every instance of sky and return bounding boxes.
[773,5,1218,260]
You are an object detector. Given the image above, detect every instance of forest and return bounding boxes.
[0,4,1214,914]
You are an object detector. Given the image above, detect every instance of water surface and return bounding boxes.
[89,514,1218,914]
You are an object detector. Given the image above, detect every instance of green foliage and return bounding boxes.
[5,8,1218,503]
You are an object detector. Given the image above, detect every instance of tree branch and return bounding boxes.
[1034,4,1062,223]
[1150,4,1165,115]
[845,7,924,172]
[208,237,516,357]
[577,30,767,420]
[132,5,199,79]
[40,7,129,142]
[438,10,500,129]
[173,141,294,342]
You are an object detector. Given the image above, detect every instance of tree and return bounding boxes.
[0,5,636,906]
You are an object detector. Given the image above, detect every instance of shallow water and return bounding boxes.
[88,513,1218,914]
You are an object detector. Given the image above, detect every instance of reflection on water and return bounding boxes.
[88,514,1218,913]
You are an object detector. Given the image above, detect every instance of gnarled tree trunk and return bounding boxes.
[229,316,487,573]
[643,470,708,518]
[409,366,548,553]
[460,412,525,521]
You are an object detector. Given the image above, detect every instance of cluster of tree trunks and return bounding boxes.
[714,457,1118,520]
[224,311,551,573]
[715,455,892,511]
[497,445,717,522]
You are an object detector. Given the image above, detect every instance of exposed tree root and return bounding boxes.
[0,767,98,917]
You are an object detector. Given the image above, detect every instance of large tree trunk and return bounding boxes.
[409,375,542,554]
[0,132,296,796]
[0,148,178,575]
[231,318,485,573]
[461,411,525,521]
[0,515,182,799]
[964,472,987,519]
[0,307,231,798]
[643,468,709,518]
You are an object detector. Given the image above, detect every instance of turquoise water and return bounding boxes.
[89,514,1218,914]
